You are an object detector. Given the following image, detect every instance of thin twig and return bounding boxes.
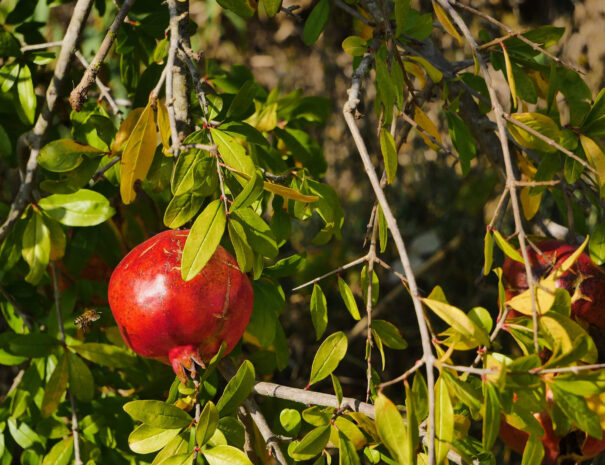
[435,0,541,356]
[292,255,368,292]
[50,263,82,465]
[438,363,496,376]
[380,360,426,389]
[73,51,122,117]
[343,50,436,465]
[69,0,135,111]
[92,156,121,182]
[399,110,456,158]
[451,0,585,75]
[20,41,64,52]
[334,0,375,26]
[0,0,94,243]
[165,0,181,159]
[364,214,379,402]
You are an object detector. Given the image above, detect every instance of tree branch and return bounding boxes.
[0,0,94,243]
[69,0,135,111]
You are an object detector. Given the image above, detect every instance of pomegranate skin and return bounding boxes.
[108,229,253,380]
[502,240,605,328]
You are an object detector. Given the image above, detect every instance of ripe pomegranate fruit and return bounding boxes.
[502,240,605,328]
[108,229,253,381]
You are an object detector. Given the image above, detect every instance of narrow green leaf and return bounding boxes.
[22,210,50,284]
[216,0,256,18]
[181,199,227,281]
[338,277,360,320]
[67,352,94,402]
[303,0,330,46]
[502,43,517,108]
[372,320,407,349]
[227,80,256,119]
[69,342,137,368]
[482,383,500,451]
[484,229,494,276]
[0,62,20,93]
[216,360,255,415]
[590,222,605,265]
[394,0,411,37]
[310,283,328,340]
[378,205,388,253]
[163,192,204,229]
[123,400,192,429]
[520,434,544,465]
[380,129,398,184]
[128,424,181,454]
[196,401,219,446]
[331,373,343,407]
[228,220,254,273]
[17,64,36,124]
[210,129,255,181]
[38,189,115,227]
[41,351,69,418]
[231,169,264,211]
[292,425,331,458]
[309,331,348,386]
[375,393,408,463]
[42,437,73,465]
[492,229,524,263]
[338,429,361,465]
[261,0,281,17]
[405,381,418,465]
[203,445,254,465]
[435,376,454,465]
[445,111,476,176]
[230,207,278,258]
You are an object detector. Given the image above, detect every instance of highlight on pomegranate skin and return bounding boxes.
[107,229,253,381]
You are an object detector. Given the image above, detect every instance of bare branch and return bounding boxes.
[380,360,426,389]
[20,41,63,52]
[69,0,135,111]
[291,255,368,292]
[73,51,122,117]
[0,0,95,243]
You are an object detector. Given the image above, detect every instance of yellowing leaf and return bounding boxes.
[520,186,542,220]
[580,135,605,185]
[157,100,171,156]
[507,113,560,153]
[120,103,157,204]
[432,1,463,46]
[422,298,490,347]
[403,60,426,89]
[586,393,605,430]
[405,55,443,83]
[559,236,589,273]
[112,108,144,154]
[502,43,517,109]
[414,106,442,150]
[507,275,557,315]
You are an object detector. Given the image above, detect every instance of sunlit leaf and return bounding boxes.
[123,400,191,429]
[309,331,348,386]
[432,1,462,46]
[38,189,115,227]
[310,283,328,340]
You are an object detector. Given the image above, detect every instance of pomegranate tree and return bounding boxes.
[108,229,253,381]
[502,240,605,328]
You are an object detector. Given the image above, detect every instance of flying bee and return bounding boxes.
[74,309,102,334]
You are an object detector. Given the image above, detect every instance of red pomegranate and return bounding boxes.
[502,240,605,328]
[108,229,253,381]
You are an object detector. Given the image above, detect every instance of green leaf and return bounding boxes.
[435,376,454,465]
[67,352,94,402]
[197,401,219,446]
[292,425,331,459]
[372,320,407,349]
[375,56,395,115]
[260,0,281,17]
[331,373,343,407]
[227,80,256,119]
[590,222,605,265]
[445,111,476,176]
[228,220,254,273]
[507,112,561,153]
[550,383,602,439]
[521,434,544,465]
[39,139,105,173]
[163,191,204,229]
[303,0,330,46]
[123,400,192,429]
[338,277,360,320]
[378,205,388,253]
[0,62,19,93]
[203,445,254,465]
[582,88,605,138]
[181,199,227,281]
[338,429,361,465]
[380,129,398,184]
[211,128,255,181]
[492,229,524,263]
[216,0,257,18]
[230,207,278,258]
[69,342,137,368]
[309,331,348,386]
[42,437,73,465]
[129,424,181,454]
[501,43,517,108]
[231,169,264,211]
[484,229,494,276]
[151,433,189,464]
[41,351,69,417]
[280,408,302,435]
[405,380,419,465]
[216,360,255,415]
[361,264,379,307]
[413,373,429,422]
[22,210,50,284]
[342,36,366,56]
[0,123,11,160]
[375,393,408,464]
[394,0,411,36]
[38,189,115,227]
[17,64,36,124]
[310,283,328,340]
[7,418,41,449]
[482,382,500,451]
[159,452,195,465]
[422,298,489,347]
[0,30,20,56]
